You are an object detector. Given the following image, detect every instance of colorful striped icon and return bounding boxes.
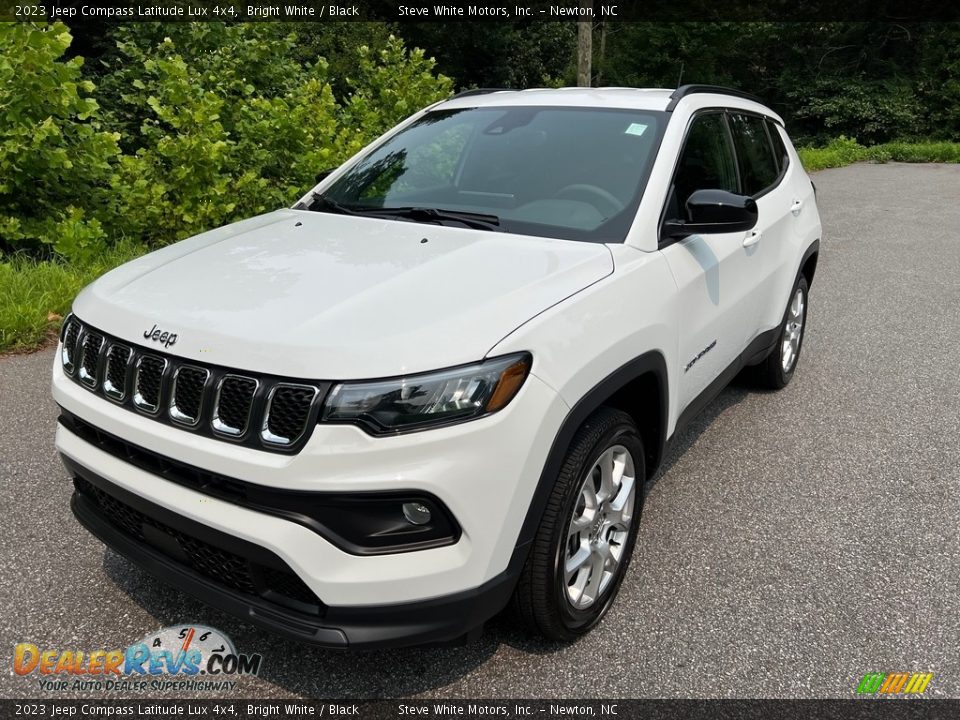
[856,672,933,695]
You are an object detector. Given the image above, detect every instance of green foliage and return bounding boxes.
[398,23,575,90]
[0,242,143,353]
[0,22,451,250]
[797,137,960,171]
[103,26,451,245]
[792,78,922,146]
[0,23,120,260]
[874,141,960,163]
[339,40,454,157]
[599,22,960,145]
[796,136,871,170]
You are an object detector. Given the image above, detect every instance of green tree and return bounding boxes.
[0,22,120,260]
[101,25,452,245]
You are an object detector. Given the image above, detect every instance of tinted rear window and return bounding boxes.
[728,113,779,195]
[766,120,790,172]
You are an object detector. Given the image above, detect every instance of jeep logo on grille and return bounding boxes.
[143,324,179,348]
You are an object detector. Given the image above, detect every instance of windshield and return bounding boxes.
[315,106,666,242]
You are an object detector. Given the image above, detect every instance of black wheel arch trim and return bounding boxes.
[799,238,820,288]
[511,351,668,559]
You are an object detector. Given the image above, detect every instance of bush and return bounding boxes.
[102,26,452,246]
[0,22,452,252]
[797,136,960,171]
[796,136,869,171]
[878,141,960,163]
[0,23,120,260]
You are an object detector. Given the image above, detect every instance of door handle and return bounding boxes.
[790,199,804,216]
[743,230,762,248]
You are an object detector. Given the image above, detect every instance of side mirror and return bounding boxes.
[663,189,758,239]
[315,168,336,183]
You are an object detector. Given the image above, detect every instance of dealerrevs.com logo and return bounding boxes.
[14,625,262,693]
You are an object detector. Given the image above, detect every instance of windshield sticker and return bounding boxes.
[624,123,648,136]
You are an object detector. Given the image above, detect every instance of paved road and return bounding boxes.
[2,163,959,700]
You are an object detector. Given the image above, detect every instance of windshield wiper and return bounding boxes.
[300,198,501,231]
[360,206,501,231]
[301,194,363,216]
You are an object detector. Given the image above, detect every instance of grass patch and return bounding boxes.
[798,136,960,171]
[0,243,144,354]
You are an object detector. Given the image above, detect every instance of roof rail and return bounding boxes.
[452,88,511,99]
[666,85,764,112]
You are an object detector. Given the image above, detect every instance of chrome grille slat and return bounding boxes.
[212,375,259,437]
[77,331,104,389]
[169,366,209,426]
[103,344,132,401]
[61,317,81,375]
[61,318,325,453]
[133,355,167,414]
[262,384,319,446]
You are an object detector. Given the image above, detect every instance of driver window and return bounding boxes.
[666,113,739,221]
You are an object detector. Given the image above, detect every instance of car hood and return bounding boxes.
[73,210,613,379]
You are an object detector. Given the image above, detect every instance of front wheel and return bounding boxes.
[748,274,809,390]
[512,407,645,642]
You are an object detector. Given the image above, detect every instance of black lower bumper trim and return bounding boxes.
[66,456,520,649]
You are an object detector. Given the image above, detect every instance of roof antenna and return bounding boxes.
[676,62,684,88]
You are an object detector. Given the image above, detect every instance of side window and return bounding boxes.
[667,112,738,221]
[766,120,790,172]
[728,113,779,195]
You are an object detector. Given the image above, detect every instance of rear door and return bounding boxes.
[726,112,795,335]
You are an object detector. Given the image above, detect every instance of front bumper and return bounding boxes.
[68,459,519,649]
[53,348,570,645]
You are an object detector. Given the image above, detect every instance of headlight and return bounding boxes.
[321,353,531,434]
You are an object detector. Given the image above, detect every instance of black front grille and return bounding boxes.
[265,385,317,445]
[62,319,81,371]
[79,331,104,387]
[61,316,330,453]
[171,366,207,425]
[103,345,131,400]
[215,376,257,435]
[134,355,166,412]
[74,475,321,610]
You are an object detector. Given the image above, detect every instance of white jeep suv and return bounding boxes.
[53,86,821,648]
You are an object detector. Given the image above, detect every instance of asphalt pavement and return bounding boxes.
[2,162,959,699]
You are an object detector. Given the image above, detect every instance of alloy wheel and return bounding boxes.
[781,287,805,373]
[563,444,637,610]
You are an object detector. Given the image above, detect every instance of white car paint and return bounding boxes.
[72,211,613,379]
[54,88,821,624]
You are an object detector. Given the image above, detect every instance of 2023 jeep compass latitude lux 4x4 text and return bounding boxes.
[54,86,821,649]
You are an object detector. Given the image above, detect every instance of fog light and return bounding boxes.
[402,502,432,526]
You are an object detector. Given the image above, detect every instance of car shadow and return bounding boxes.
[99,384,753,690]
[102,549,503,698]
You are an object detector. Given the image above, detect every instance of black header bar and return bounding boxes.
[3,0,959,22]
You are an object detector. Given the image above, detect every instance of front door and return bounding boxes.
[660,111,764,413]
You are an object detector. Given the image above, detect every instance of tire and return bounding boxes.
[748,274,809,390]
[512,407,645,642]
